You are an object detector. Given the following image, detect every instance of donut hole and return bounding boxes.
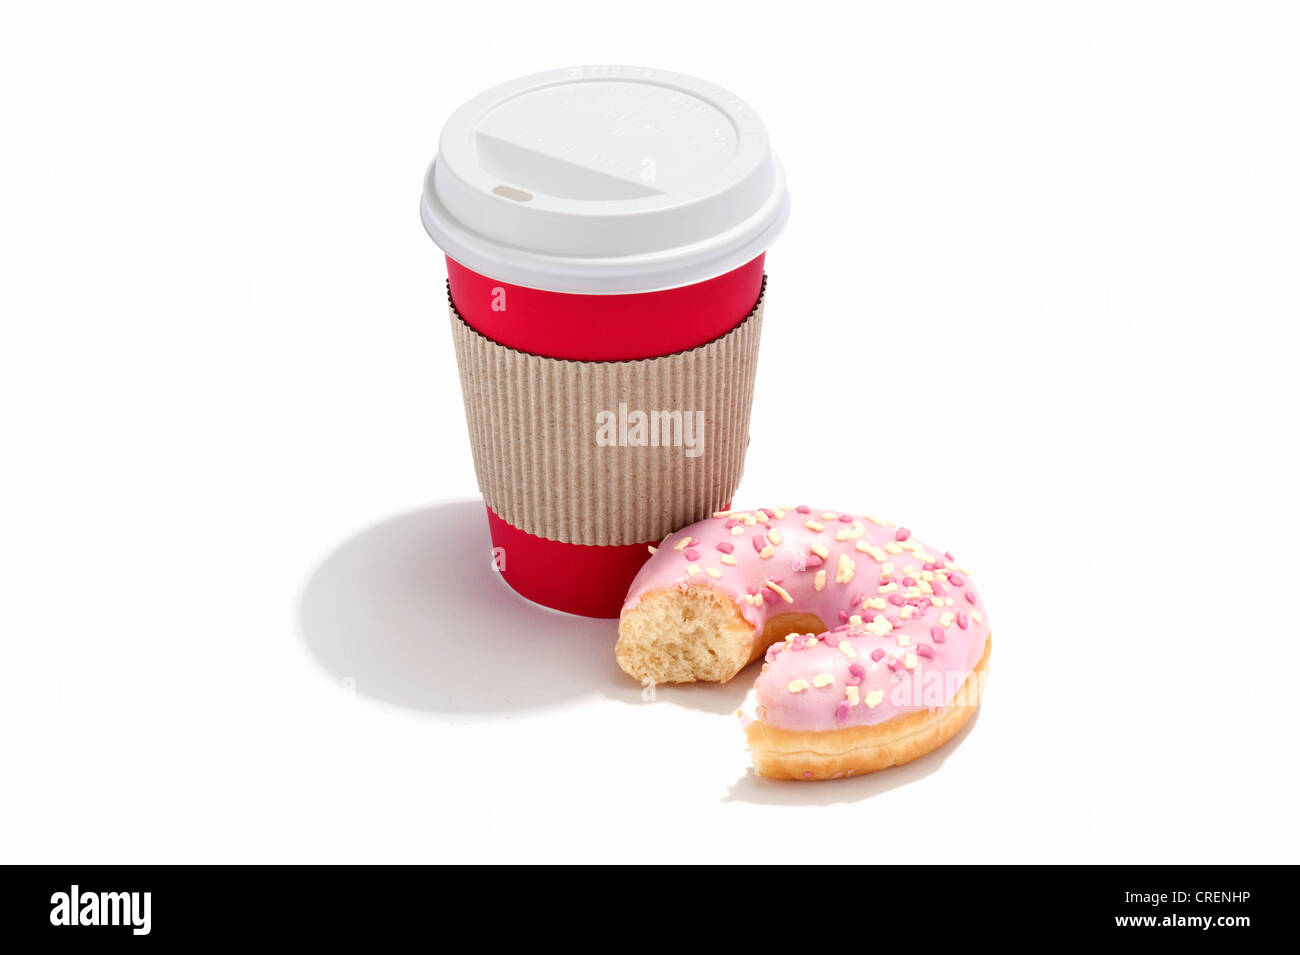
[759,612,829,648]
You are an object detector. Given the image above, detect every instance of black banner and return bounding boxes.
[2,865,1283,944]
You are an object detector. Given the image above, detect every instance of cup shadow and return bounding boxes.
[297,499,643,717]
[723,709,984,805]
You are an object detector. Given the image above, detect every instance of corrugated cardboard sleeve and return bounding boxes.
[449,281,766,547]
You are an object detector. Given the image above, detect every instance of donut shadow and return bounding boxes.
[633,669,758,716]
[723,709,983,805]
[297,499,641,716]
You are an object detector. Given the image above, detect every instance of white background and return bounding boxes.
[3,1,1297,863]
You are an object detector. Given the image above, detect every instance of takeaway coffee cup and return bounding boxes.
[421,65,789,617]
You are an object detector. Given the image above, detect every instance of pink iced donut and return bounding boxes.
[615,506,990,779]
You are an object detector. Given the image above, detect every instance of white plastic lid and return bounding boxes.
[421,65,789,294]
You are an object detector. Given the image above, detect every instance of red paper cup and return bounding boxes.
[444,253,766,361]
[422,66,789,617]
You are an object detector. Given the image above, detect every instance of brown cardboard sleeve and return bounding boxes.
[449,282,766,547]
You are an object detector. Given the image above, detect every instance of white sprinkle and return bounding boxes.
[764,580,794,603]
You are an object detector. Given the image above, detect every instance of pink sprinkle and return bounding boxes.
[769,576,784,584]
[849,662,867,680]
[716,541,734,554]
[888,594,905,606]
[948,573,964,586]
[804,554,824,568]
[835,701,851,723]
[796,505,811,514]
[932,582,947,596]
[833,623,851,633]
[923,562,936,571]
[725,519,739,528]
[965,591,977,604]
[838,610,849,623]
[763,590,778,604]
[945,551,955,561]
[870,648,885,662]
[916,644,935,659]
[838,514,853,523]
[746,585,760,596]
[683,549,699,560]
[930,626,946,644]
[887,658,903,672]
[886,616,902,627]
[895,527,911,541]
[752,534,768,552]
[957,612,970,630]
[849,592,862,605]
[765,644,784,662]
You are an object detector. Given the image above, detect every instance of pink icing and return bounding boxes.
[621,506,989,732]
